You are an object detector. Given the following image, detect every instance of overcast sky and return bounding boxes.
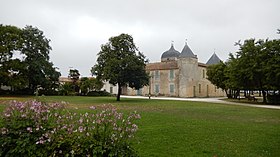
[1,0,279,76]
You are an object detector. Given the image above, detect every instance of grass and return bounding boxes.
[1,96,280,157]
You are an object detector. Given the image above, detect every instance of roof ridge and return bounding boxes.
[179,42,196,58]
[206,53,222,65]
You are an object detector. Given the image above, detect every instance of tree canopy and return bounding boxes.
[79,77,103,95]
[92,33,149,101]
[207,37,280,103]
[0,24,60,94]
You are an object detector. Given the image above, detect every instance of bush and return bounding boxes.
[267,93,280,105]
[87,91,113,97]
[38,89,59,96]
[0,100,140,156]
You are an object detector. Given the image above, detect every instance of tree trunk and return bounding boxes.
[117,83,122,101]
[225,89,228,97]
[262,90,267,104]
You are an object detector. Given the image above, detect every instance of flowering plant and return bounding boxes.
[0,100,140,157]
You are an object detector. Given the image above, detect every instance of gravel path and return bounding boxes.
[121,95,280,110]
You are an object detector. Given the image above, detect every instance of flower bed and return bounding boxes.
[0,100,140,156]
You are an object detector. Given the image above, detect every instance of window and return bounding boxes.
[155,70,160,80]
[155,84,160,93]
[199,84,201,93]
[169,70,174,80]
[202,69,205,78]
[137,88,142,95]
[110,87,113,94]
[170,84,175,94]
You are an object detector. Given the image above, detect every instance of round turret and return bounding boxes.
[161,44,180,61]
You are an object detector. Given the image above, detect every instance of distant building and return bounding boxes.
[103,41,225,97]
[59,77,72,84]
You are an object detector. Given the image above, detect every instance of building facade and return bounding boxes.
[124,42,225,97]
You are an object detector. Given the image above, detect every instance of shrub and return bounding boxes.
[267,93,280,105]
[87,91,113,97]
[0,100,140,157]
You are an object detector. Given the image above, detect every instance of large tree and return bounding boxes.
[206,36,280,103]
[21,26,60,92]
[0,24,60,94]
[0,25,23,87]
[92,33,149,101]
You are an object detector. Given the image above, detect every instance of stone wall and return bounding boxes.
[124,58,226,98]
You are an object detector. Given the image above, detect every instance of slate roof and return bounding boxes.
[146,61,178,70]
[179,43,197,58]
[161,44,180,59]
[206,53,222,65]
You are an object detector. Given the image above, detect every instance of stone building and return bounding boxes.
[123,41,225,97]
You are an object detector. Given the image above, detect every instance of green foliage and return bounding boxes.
[21,26,60,92]
[92,33,149,101]
[0,24,61,95]
[267,93,280,104]
[206,62,227,91]
[87,90,113,96]
[226,39,280,103]
[0,25,24,87]
[207,37,280,103]
[0,100,140,156]
[0,100,64,156]
[68,69,80,83]
[58,82,75,96]
[68,69,80,93]
[80,77,104,95]
[0,24,22,63]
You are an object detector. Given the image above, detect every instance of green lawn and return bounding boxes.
[1,96,280,157]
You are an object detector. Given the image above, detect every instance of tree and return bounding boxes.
[223,38,280,103]
[92,33,149,101]
[79,77,104,95]
[206,62,228,95]
[68,69,80,82]
[68,69,80,93]
[0,24,60,94]
[21,26,59,93]
[261,39,280,90]
[0,25,23,87]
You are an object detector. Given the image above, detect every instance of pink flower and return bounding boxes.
[78,126,84,133]
[90,106,96,110]
[27,127,32,133]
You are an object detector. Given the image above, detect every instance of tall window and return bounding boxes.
[155,70,160,80]
[202,69,205,78]
[170,84,175,94]
[169,69,174,80]
[199,84,201,93]
[137,88,142,95]
[155,84,160,93]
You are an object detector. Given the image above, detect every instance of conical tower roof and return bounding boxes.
[179,42,197,58]
[161,44,180,59]
[206,53,222,65]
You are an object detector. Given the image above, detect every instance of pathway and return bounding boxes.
[121,95,280,110]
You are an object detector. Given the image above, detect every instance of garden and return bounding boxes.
[1,96,280,157]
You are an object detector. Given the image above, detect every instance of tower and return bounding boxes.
[178,41,198,97]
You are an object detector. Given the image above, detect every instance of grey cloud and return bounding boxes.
[1,0,279,76]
